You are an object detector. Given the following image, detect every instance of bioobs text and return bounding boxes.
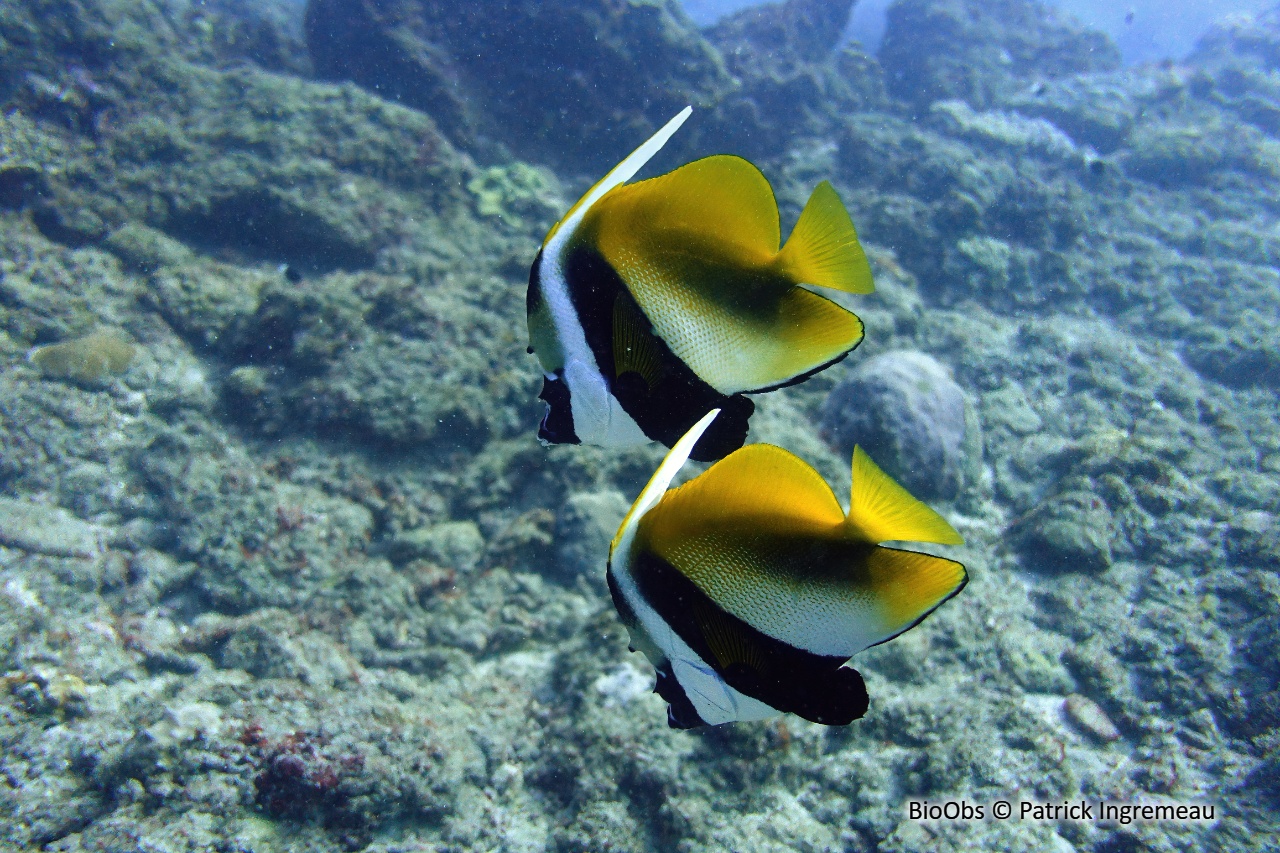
[907,800,984,821]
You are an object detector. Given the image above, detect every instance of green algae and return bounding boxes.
[28,329,137,384]
[466,163,560,233]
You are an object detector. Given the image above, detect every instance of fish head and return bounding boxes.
[526,249,565,376]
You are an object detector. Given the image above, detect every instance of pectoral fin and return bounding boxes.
[612,292,665,389]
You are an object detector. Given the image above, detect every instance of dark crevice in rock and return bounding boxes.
[164,190,375,274]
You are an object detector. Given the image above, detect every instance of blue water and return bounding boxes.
[685,0,1278,63]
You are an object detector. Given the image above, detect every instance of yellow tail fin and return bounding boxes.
[845,447,963,545]
[776,182,875,295]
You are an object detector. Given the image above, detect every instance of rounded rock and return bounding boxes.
[1011,489,1114,574]
[819,350,976,500]
[555,490,630,584]
[1064,693,1121,742]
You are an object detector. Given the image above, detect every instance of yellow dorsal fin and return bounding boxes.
[612,293,664,388]
[542,107,691,248]
[845,447,963,545]
[862,547,967,640]
[639,444,847,554]
[775,181,875,295]
[586,155,780,264]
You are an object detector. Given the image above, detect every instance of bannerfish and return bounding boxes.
[607,409,967,728]
[527,107,875,462]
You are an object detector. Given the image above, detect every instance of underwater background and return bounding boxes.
[1,0,1278,850]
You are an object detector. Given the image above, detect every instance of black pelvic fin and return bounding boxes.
[655,663,706,729]
[537,373,579,446]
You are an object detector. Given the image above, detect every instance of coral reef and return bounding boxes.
[0,0,1278,850]
[701,0,886,156]
[304,0,887,170]
[878,0,1121,110]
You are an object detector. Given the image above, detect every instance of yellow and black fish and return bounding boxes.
[607,410,967,728]
[527,108,875,462]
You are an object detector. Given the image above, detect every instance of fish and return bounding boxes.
[527,107,875,462]
[607,409,967,728]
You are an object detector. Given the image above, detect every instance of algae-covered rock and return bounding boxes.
[134,423,392,611]
[944,234,1040,301]
[701,0,885,155]
[1227,511,1280,570]
[189,0,312,75]
[5,5,470,266]
[998,635,1075,694]
[1003,73,1141,153]
[1183,305,1280,389]
[836,111,1090,296]
[1121,118,1280,187]
[554,489,630,583]
[0,111,63,209]
[0,497,102,558]
[1191,5,1280,72]
[1011,488,1114,574]
[304,0,732,173]
[1190,7,1280,138]
[145,259,270,354]
[930,99,1092,163]
[104,222,195,273]
[878,0,1121,110]
[818,349,977,500]
[389,520,485,574]
[28,329,136,384]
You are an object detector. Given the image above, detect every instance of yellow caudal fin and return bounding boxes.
[775,182,874,295]
[862,546,967,645]
[845,447,963,545]
[638,444,847,554]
